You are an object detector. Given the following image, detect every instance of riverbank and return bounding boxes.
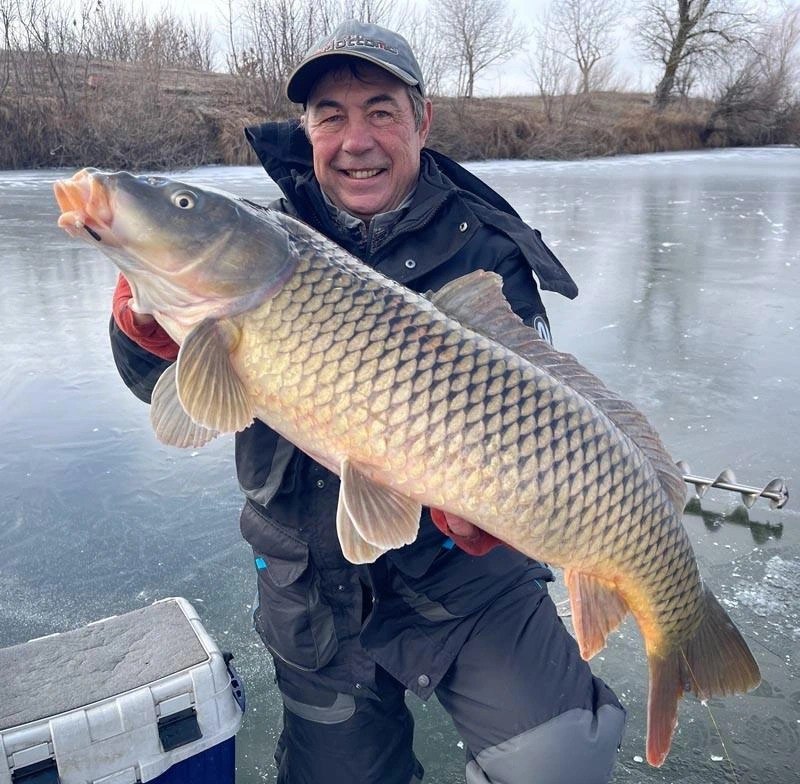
[1,56,797,170]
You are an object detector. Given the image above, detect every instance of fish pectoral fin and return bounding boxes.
[176,318,254,433]
[150,363,220,447]
[565,569,629,660]
[338,458,421,555]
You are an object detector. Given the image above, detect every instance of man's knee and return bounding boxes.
[465,702,626,784]
[274,683,422,784]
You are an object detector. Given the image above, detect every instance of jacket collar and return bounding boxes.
[245,119,311,184]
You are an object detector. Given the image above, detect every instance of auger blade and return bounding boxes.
[676,460,789,510]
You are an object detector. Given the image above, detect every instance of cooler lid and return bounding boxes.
[0,599,209,731]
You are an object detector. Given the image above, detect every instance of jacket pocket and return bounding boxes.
[242,502,338,671]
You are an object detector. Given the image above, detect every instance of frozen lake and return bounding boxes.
[1,148,798,783]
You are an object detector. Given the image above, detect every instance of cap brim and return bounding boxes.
[287,51,419,104]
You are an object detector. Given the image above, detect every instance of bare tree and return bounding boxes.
[527,7,577,121]
[227,0,425,111]
[10,0,84,105]
[550,0,622,94]
[223,0,240,73]
[232,0,312,111]
[430,0,528,98]
[80,2,215,70]
[182,13,215,71]
[635,0,757,109]
[702,5,800,143]
[1,0,15,100]
[399,3,449,96]
[337,0,398,24]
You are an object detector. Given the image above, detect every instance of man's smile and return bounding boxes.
[342,168,385,179]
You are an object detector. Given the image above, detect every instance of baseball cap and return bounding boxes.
[286,20,425,104]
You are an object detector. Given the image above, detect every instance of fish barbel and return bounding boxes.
[54,168,760,766]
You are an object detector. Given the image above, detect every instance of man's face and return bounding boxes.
[304,63,432,223]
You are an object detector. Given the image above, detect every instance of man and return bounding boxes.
[110,19,625,784]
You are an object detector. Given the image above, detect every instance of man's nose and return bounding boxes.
[341,116,375,154]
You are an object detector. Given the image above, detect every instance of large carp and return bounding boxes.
[54,168,760,766]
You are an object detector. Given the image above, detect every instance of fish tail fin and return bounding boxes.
[565,569,629,660]
[645,584,761,767]
[683,584,762,699]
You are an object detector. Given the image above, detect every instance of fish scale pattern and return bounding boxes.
[235,232,706,648]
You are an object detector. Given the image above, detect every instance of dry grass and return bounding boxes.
[0,54,796,171]
[426,93,713,161]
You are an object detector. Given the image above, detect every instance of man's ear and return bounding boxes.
[299,114,311,141]
[419,99,433,146]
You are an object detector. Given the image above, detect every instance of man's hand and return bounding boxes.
[429,508,503,556]
[129,309,156,327]
[113,274,179,360]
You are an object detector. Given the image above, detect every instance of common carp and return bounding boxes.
[54,168,760,766]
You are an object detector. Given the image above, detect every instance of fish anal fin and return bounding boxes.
[644,583,760,767]
[339,458,421,556]
[565,568,629,660]
[176,318,254,433]
[151,364,220,447]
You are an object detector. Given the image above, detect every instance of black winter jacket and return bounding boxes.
[110,120,578,704]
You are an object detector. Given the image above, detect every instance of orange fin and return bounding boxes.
[564,569,628,660]
[646,652,684,767]
[683,584,761,699]
[645,584,761,767]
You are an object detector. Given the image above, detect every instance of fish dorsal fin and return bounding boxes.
[151,363,220,447]
[176,318,255,433]
[336,458,421,564]
[431,271,686,515]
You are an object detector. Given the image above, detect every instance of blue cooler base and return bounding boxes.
[149,737,236,783]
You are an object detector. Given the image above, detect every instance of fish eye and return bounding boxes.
[171,190,197,210]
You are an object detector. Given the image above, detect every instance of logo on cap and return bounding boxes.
[316,34,400,57]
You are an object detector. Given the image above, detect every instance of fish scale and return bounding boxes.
[230,236,706,650]
[53,168,760,766]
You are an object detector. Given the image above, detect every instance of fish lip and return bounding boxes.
[54,168,115,242]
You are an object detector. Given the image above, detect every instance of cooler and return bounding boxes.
[0,597,245,784]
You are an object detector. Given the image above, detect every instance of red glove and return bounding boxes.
[113,274,179,360]
[429,508,503,556]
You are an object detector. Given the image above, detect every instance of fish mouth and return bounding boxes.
[54,168,114,243]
